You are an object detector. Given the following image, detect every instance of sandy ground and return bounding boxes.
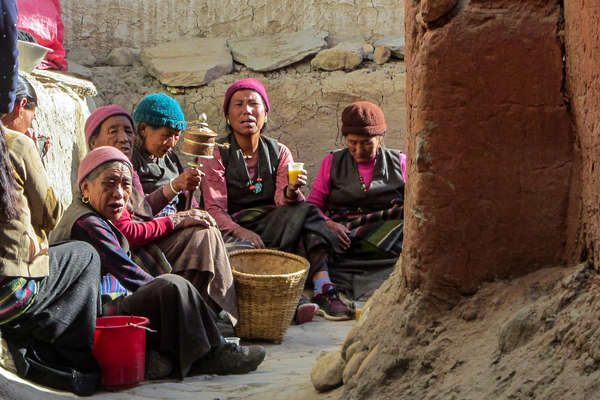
[0,317,355,400]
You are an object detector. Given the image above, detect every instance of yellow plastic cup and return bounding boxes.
[288,162,304,185]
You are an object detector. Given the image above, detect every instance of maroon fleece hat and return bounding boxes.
[223,78,271,115]
[341,101,387,136]
[85,105,134,149]
[77,146,132,189]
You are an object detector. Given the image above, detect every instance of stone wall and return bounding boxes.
[88,60,406,190]
[563,1,600,267]
[401,0,572,299]
[61,0,405,60]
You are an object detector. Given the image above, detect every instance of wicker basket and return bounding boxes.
[229,249,309,342]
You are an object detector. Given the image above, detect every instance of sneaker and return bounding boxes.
[312,283,352,321]
[294,295,319,324]
[192,342,266,375]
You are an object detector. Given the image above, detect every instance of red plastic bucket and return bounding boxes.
[93,316,150,389]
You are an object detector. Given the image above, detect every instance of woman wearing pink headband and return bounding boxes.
[83,105,239,331]
[51,146,265,381]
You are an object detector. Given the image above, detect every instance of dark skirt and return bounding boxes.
[231,202,339,281]
[1,241,102,393]
[115,274,222,378]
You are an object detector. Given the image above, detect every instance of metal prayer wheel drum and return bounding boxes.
[181,127,218,159]
[181,114,218,159]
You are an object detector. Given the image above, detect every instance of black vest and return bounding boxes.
[218,134,281,214]
[326,147,404,214]
[132,145,187,212]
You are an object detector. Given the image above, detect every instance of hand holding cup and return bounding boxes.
[287,162,306,191]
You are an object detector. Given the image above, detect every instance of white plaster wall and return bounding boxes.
[25,70,96,206]
[61,0,405,58]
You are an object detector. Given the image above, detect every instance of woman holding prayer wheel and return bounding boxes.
[201,78,352,321]
[86,103,238,327]
[131,93,202,215]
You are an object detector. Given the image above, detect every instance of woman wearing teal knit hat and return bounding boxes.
[132,93,201,213]
[128,93,240,327]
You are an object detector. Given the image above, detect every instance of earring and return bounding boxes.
[264,116,268,123]
[226,118,230,125]
[81,195,89,204]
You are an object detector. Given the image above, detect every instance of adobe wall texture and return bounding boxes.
[563,0,600,268]
[61,0,405,59]
[401,0,572,301]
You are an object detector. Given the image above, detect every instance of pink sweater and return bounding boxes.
[201,144,304,234]
[307,152,407,220]
[113,208,174,248]
[111,171,175,248]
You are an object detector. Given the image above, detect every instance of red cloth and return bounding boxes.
[16,0,68,71]
[112,208,174,248]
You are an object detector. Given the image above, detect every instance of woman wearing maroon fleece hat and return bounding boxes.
[307,101,407,300]
[201,78,352,321]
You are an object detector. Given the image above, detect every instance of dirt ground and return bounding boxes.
[3,263,600,399]
[0,317,355,399]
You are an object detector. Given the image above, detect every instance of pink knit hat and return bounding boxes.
[84,105,134,149]
[77,146,133,189]
[223,78,271,115]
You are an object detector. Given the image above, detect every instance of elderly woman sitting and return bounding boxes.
[84,104,237,321]
[50,146,265,379]
[308,101,406,299]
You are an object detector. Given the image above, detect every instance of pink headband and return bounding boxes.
[77,146,133,189]
[84,105,134,149]
[223,78,271,115]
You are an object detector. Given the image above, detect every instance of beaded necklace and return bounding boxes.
[359,175,368,193]
[243,152,263,194]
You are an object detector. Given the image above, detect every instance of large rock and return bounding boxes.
[311,41,364,71]
[106,47,137,66]
[67,47,96,66]
[141,37,233,87]
[374,35,405,59]
[310,351,344,392]
[373,46,391,65]
[68,61,92,79]
[228,29,328,72]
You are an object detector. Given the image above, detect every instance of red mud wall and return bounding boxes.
[563,1,600,267]
[402,0,572,303]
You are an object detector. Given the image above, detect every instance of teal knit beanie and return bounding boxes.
[132,93,187,130]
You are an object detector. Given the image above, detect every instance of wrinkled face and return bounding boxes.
[139,124,181,158]
[227,89,267,137]
[81,163,133,220]
[345,134,382,163]
[90,115,135,159]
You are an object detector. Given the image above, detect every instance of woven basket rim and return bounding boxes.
[229,249,309,279]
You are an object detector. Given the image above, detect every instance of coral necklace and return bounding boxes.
[244,153,263,194]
